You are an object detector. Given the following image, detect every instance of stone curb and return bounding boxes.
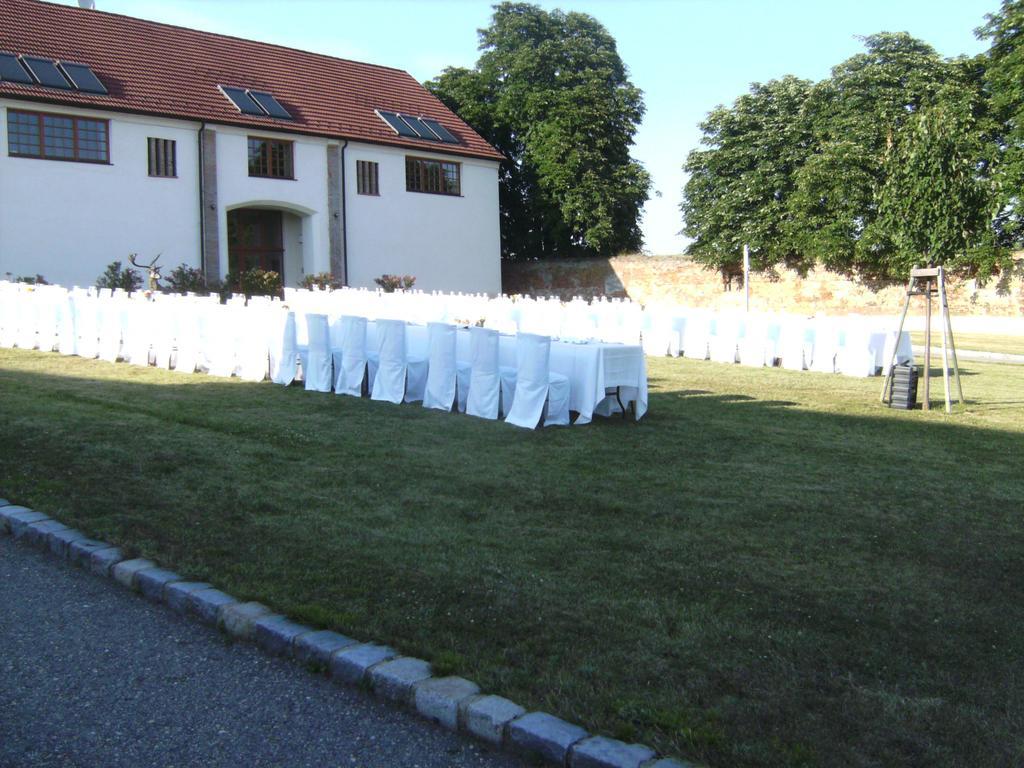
[0,501,695,768]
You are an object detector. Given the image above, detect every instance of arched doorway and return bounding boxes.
[227,208,285,280]
[226,203,315,288]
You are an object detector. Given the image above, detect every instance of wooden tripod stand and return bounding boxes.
[880,266,964,413]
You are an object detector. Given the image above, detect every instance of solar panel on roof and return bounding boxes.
[398,114,440,141]
[377,110,419,138]
[58,62,107,94]
[21,56,73,89]
[0,52,33,84]
[220,85,265,116]
[249,91,292,120]
[420,118,460,145]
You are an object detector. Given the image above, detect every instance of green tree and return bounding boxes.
[95,260,141,292]
[427,2,650,259]
[681,76,814,280]
[977,0,1024,248]
[787,32,956,277]
[877,85,1005,278]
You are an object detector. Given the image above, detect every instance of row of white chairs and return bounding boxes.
[640,307,912,377]
[283,288,910,377]
[0,283,570,429]
[290,315,569,428]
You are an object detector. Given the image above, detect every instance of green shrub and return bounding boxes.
[374,273,416,292]
[300,272,341,290]
[239,268,283,298]
[165,264,209,294]
[15,274,48,285]
[95,260,142,292]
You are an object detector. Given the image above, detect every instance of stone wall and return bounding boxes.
[501,255,1024,318]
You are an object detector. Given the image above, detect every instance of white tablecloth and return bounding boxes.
[383,322,648,424]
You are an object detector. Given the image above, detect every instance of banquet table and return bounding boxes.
[369,321,648,425]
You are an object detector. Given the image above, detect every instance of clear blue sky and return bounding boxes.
[49,0,996,254]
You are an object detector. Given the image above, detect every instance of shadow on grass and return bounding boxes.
[1,350,1023,768]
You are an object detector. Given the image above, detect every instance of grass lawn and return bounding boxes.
[1,347,1022,768]
[909,331,1024,357]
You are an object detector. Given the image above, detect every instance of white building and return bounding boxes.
[0,0,504,293]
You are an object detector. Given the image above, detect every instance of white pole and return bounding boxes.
[743,244,750,312]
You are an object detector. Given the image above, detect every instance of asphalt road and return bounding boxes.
[0,535,524,768]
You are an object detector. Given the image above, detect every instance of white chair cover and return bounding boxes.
[335,315,368,396]
[301,313,333,392]
[150,300,175,369]
[204,305,239,377]
[709,313,740,364]
[123,300,153,367]
[57,292,78,356]
[504,333,570,429]
[464,326,501,420]
[172,305,203,374]
[75,296,101,359]
[836,319,877,377]
[268,309,298,385]
[422,322,458,411]
[371,318,409,404]
[328,314,345,385]
[34,288,60,352]
[236,306,270,383]
[808,319,839,373]
[97,300,123,362]
[682,311,710,360]
[0,286,17,349]
[777,316,808,371]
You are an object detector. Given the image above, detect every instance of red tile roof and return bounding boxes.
[0,0,504,161]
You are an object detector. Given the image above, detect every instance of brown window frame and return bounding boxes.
[6,108,110,164]
[147,137,177,178]
[247,136,294,179]
[405,155,461,196]
[356,159,379,196]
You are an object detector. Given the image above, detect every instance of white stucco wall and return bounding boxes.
[0,100,502,294]
[214,126,330,286]
[0,99,201,287]
[344,142,501,294]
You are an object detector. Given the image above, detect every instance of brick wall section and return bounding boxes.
[501,255,1024,317]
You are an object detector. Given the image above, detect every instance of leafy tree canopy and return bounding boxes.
[682,76,814,277]
[682,30,1010,282]
[427,2,651,259]
[978,0,1024,247]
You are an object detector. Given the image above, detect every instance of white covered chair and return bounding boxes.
[709,313,740,364]
[123,300,153,367]
[299,313,333,392]
[808,318,840,373]
[462,326,502,420]
[15,289,38,350]
[370,319,428,404]
[172,305,203,374]
[57,292,78,356]
[682,311,710,360]
[836,318,877,377]
[335,315,368,396]
[422,322,459,412]
[97,300,124,363]
[0,286,18,349]
[267,309,298,385]
[236,306,270,383]
[503,333,571,429]
[203,304,239,377]
[75,296,101,359]
[150,300,176,370]
[777,316,809,371]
